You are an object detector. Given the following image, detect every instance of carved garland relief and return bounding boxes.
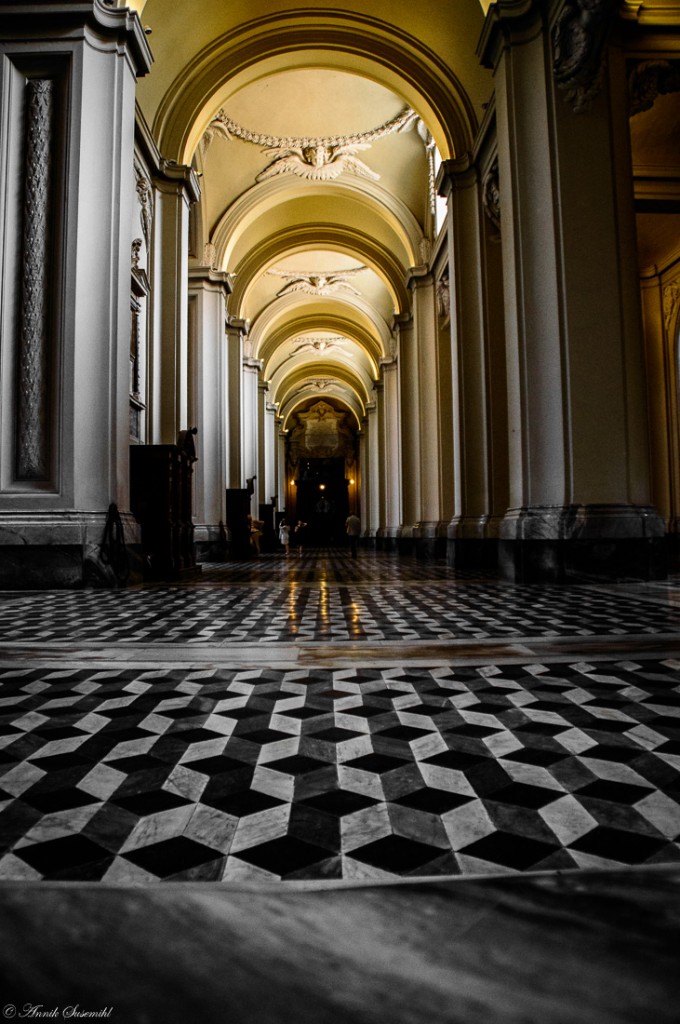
[552,0,613,113]
[203,106,418,179]
[664,281,680,337]
[629,60,680,118]
[135,169,154,252]
[202,105,437,213]
[482,159,501,234]
[17,78,55,482]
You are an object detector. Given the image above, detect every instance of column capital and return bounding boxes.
[2,1,153,78]
[477,0,545,71]
[405,266,434,291]
[379,355,397,370]
[436,155,478,198]
[155,159,201,204]
[188,266,232,296]
[243,357,263,373]
[226,315,248,333]
[391,311,412,330]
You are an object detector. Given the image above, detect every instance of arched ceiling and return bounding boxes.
[130,0,491,425]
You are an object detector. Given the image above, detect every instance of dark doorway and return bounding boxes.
[294,457,349,545]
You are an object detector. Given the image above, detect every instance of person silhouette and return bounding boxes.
[293,520,307,557]
[345,512,360,559]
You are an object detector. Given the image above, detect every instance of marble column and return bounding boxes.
[256,381,277,512]
[225,318,247,490]
[396,313,418,554]
[265,402,279,513]
[242,357,261,518]
[478,0,666,581]
[357,422,367,529]
[277,425,288,519]
[438,157,496,571]
[0,2,151,586]
[381,353,402,551]
[257,380,268,511]
[148,161,200,446]
[365,401,380,542]
[188,266,231,562]
[479,151,511,560]
[407,269,447,558]
[641,274,680,566]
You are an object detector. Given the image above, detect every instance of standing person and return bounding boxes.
[279,519,290,555]
[248,515,263,556]
[345,512,360,559]
[293,520,307,557]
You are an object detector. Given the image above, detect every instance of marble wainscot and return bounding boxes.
[411,520,448,560]
[446,514,499,572]
[498,504,667,583]
[0,512,143,588]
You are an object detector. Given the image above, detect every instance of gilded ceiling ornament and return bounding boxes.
[308,379,335,390]
[268,267,367,298]
[204,106,421,183]
[629,60,680,117]
[552,0,614,112]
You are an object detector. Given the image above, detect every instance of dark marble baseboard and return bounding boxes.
[499,537,668,584]
[446,536,499,572]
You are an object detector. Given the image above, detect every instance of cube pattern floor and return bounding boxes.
[1,550,679,882]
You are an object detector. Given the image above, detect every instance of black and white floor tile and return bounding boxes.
[1,654,680,882]
[2,550,680,883]
[0,551,679,645]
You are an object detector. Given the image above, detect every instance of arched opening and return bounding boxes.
[167,40,462,548]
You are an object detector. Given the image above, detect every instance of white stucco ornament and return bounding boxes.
[267,267,367,298]
[204,106,421,184]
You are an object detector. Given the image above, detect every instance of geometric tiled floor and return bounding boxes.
[1,549,680,882]
[0,551,679,644]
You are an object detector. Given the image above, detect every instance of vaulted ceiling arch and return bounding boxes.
[274,358,371,401]
[231,226,411,320]
[210,176,423,272]
[268,341,375,396]
[278,376,365,432]
[149,9,485,165]
[258,314,383,373]
[249,302,390,369]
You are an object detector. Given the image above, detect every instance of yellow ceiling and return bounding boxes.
[134,0,491,421]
